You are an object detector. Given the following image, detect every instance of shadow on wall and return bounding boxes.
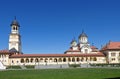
[104,77,120,79]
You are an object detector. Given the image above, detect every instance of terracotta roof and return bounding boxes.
[101,42,120,50]
[0,49,10,54]
[10,52,105,58]
[91,46,99,52]
[65,47,80,52]
[91,46,97,49]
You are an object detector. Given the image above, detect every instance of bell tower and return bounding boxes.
[79,31,92,53]
[9,17,22,53]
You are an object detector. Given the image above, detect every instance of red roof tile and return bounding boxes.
[102,42,120,50]
[0,49,10,54]
[10,52,105,58]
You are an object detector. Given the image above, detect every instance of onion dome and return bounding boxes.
[10,17,20,27]
[71,39,77,47]
[79,31,88,38]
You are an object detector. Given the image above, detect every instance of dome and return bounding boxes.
[10,19,20,27]
[79,31,88,38]
[71,39,77,44]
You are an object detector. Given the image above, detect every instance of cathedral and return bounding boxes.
[0,18,120,67]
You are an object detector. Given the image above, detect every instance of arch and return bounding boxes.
[49,58,52,60]
[54,58,57,62]
[40,58,43,60]
[13,26,16,30]
[16,27,18,30]
[93,57,97,61]
[35,58,39,62]
[58,58,62,62]
[21,59,24,63]
[68,58,71,62]
[77,57,79,62]
[45,58,48,62]
[26,58,29,63]
[90,57,92,61]
[63,58,66,62]
[81,57,84,61]
[30,58,33,63]
[12,60,14,63]
[72,57,75,62]
[86,57,88,61]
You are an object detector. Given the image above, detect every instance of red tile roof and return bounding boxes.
[10,52,105,58]
[91,46,97,49]
[65,47,80,52]
[102,42,120,50]
[0,49,10,54]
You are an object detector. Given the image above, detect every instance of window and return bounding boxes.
[63,58,66,62]
[35,58,39,62]
[30,58,33,63]
[85,49,88,53]
[93,57,97,61]
[12,60,14,63]
[17,61,19,63]
[111,53,116,56]
[72,58,75,62]
[26,59,29,63]
[21,59,24,63]
[111,58,115,61]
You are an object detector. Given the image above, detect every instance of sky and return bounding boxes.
[0,0,120,54]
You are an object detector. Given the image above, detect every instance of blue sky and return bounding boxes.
[0,0,120,54]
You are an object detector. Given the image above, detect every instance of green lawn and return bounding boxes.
[0,68,120,79]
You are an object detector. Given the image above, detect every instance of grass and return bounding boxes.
[0,68,120,79]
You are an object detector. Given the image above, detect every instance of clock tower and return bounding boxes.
[9,17,22,53]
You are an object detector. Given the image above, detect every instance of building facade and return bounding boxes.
[0,19,120,66]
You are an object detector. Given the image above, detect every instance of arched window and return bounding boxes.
[93,57,97,61]
[63,58,66,62]
[81,57,84,61]
[54,58,57,62]
[21,59,24,63]
[72,58,75,62]
[13,26,16,30]
[12,60,14,63]
[50,58,52,60]
[30,58,33,63]
[35,58,39,62]
[26,58,29,63]
[86,57,88,61]
[68,58,71,62]
[16,27,18,30]
[77,57,79,62]
[45,58,48,62]
[58,58,62,62]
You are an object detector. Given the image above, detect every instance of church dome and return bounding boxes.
[10,19,20,27]
[79,31,88,38]
[71,39,77,47]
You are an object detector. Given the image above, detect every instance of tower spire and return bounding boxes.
[14,16,16,20]
[82,29,84,33]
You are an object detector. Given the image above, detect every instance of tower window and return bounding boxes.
[13,27,16,30]
[16,27,18,30]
